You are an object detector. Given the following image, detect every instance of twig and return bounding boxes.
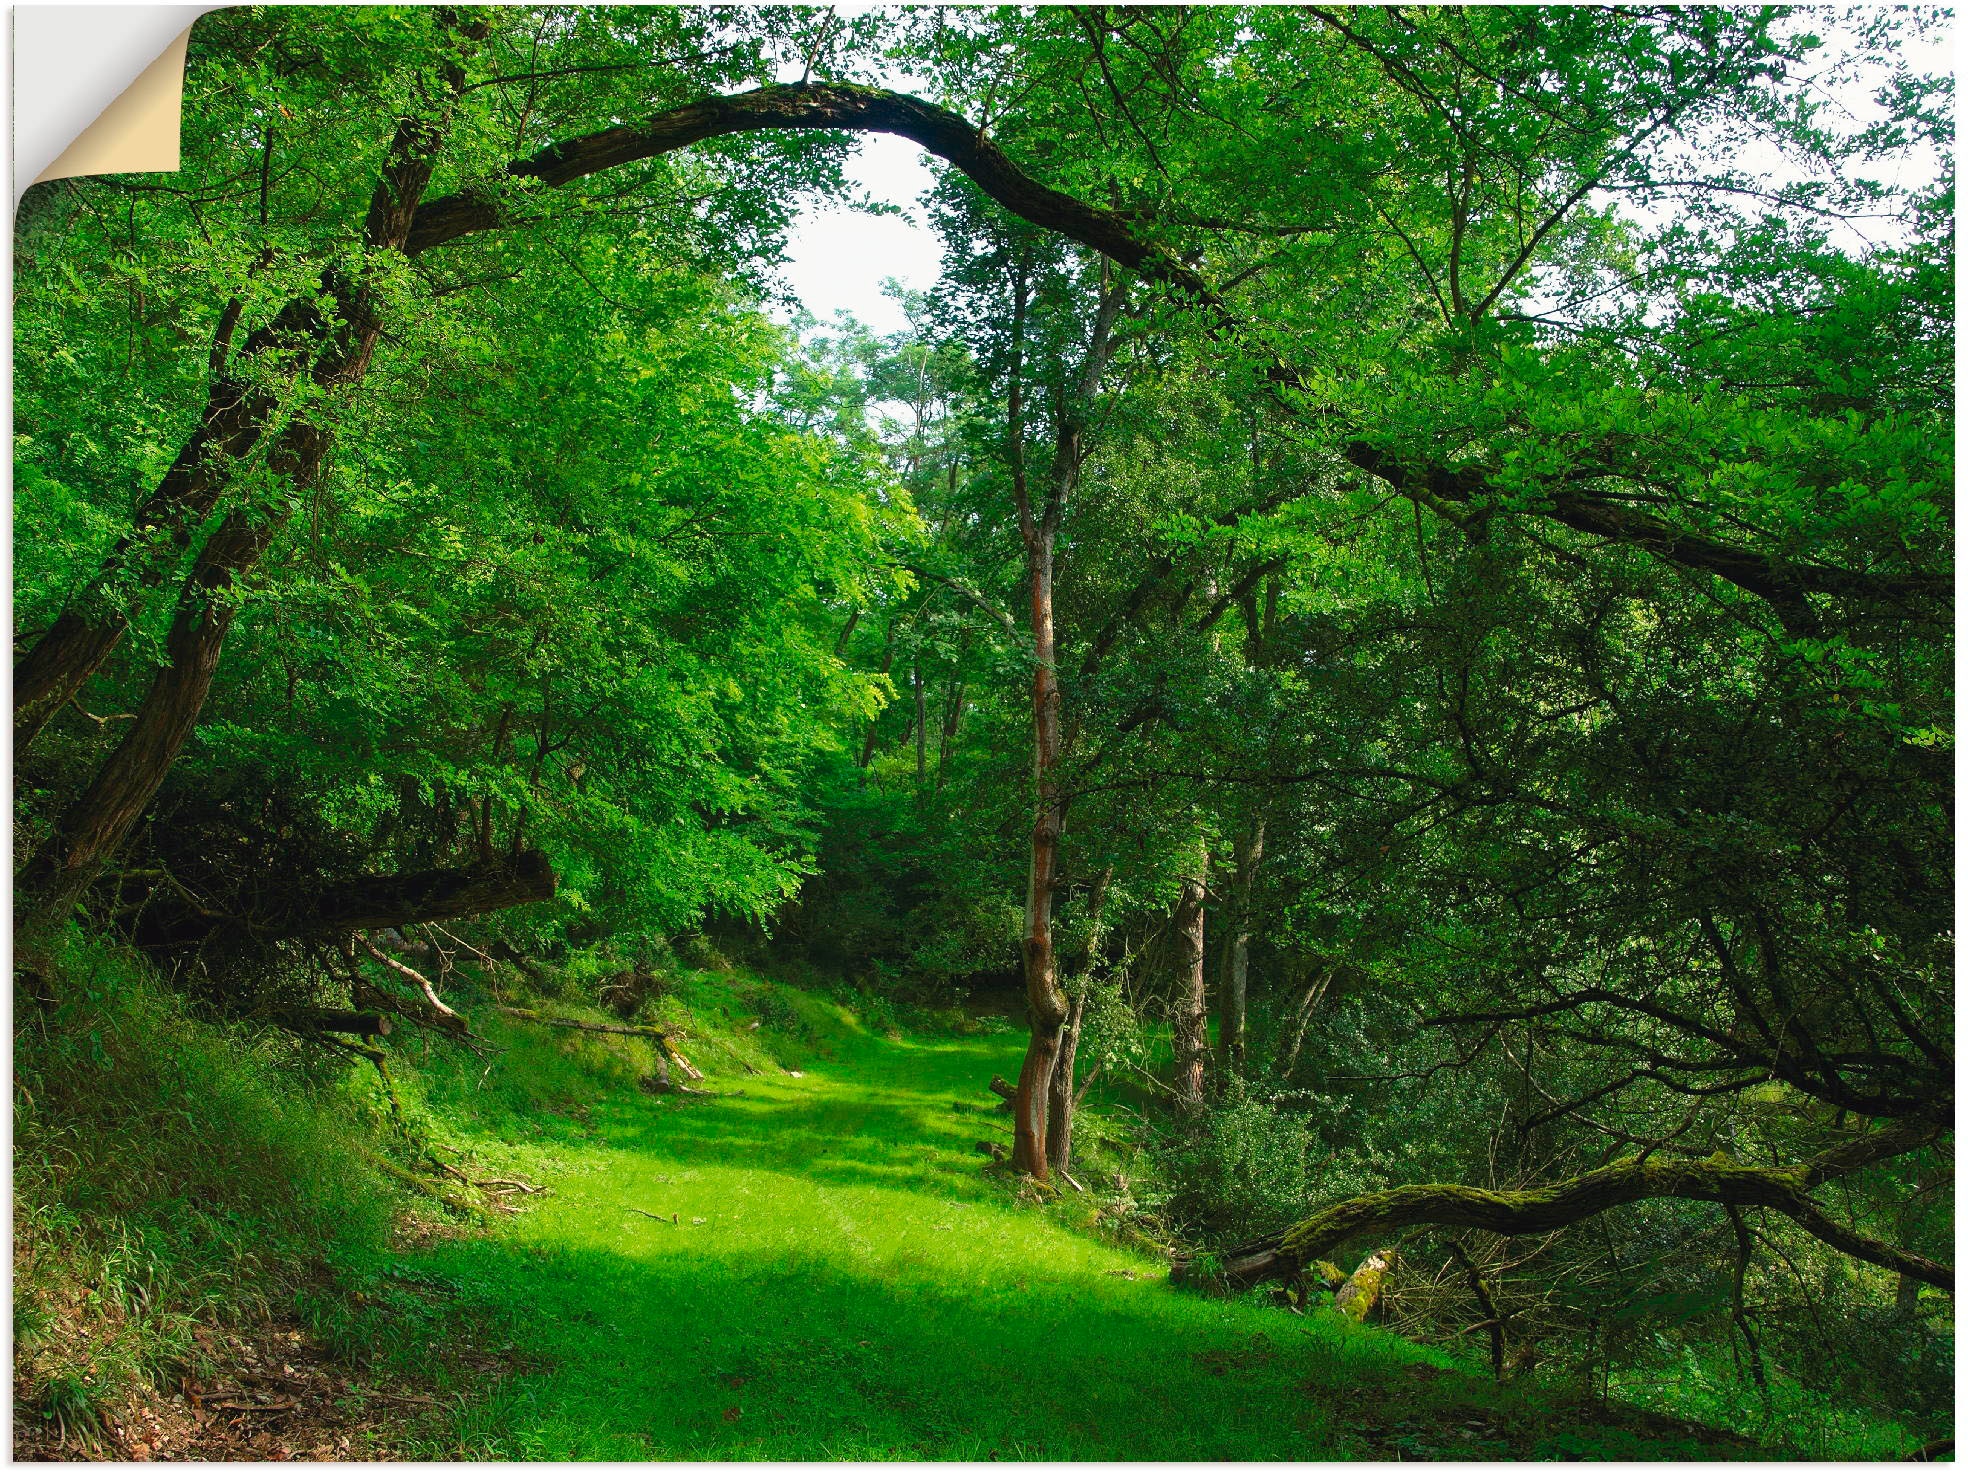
[359,933,466,1029]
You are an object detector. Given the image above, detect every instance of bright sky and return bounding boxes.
[774,127,942,337]
[770,13,1952,336]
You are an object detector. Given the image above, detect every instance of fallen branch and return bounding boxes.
[498,1005,705,1080]
[497,1005,673,1041]
[435,1162,545,1195]
[358,934,466,1032]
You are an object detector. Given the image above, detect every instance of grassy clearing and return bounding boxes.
[14,938,1927,1461]
[381,990,1743,1461]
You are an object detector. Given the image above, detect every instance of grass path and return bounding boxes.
[403,1024,1733,1460]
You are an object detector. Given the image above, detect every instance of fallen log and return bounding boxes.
[1333,1249,1395,1321]
[134,851,557,950]
[1172,1121,1952,1293]
[497,1005,674,1040]
[274,1007,391,1039]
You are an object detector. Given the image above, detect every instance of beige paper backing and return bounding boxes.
[34,25,193,185]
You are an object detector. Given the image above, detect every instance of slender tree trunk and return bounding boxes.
[1279,964,1333,1079]
[1217,815,1265,1074]
[1009,513,1070,1178]
[1046,990,1087,1177]
[935,669,964,793]
[1170,854,1210,1109]
[16,365,273,750]
[17,37,475,934]
[856,618,898,771]
[1046,865,1110,1175]
[1003,262,1127,1183]
[1007,267,1133,1180]
[913,653,927,792]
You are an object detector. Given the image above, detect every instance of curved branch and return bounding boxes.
[406,83,1943,617]
[1342,442,1950,619]
[1174,1118,1950,1293]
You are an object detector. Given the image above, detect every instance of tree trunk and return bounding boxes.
[135,851,557,952]
[1217,815,1265,1074]
[913,653,928,792]
[1005,263,1126,1181]
[1008,505,1069,1178]
[1170,855,1210,1110]
[1046,865,1111,1175]
[16,40,475,935]
[15,366,278,751]
[856,618,898,771]
[1278,965,1333,1079]
[1046,989,1087,1177]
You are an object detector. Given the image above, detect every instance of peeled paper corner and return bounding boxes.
[15,6,218,203]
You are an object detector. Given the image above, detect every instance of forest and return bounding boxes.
[12,4,1954,1461]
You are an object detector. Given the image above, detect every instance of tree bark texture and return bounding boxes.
[1170,1119,1952,1293]
[1170,856,1210,1110]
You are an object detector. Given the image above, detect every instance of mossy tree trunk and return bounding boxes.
[1170,855,1210,1110]
[1173,1120,1951,1293]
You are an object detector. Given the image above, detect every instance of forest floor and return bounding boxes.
[363,1020,1755,1461]
[15,946,1819,1461]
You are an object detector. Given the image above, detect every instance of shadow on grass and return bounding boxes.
[395,1028,1756,1461]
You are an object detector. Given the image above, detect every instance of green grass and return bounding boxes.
[14,932,404,1449]
[18,940,1925,1461]
[388,1008,1730,1460]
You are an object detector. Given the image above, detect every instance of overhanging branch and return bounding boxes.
[406,82,1944,619]
[1172,1118,1950,1293]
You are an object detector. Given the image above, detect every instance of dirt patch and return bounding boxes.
[15,1317,457,1462]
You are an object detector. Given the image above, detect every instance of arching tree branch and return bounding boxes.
[1172,1118,1951,1293]
[406,82,1940,620]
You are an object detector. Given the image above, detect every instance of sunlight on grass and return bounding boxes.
[403,1023,1448,1464]
[395,1023,1690,1460]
